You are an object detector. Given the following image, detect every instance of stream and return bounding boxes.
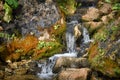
[37,20,92,79]
[0,0,120,80]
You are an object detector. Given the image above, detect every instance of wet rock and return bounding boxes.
[57,68,91,80]
[53,57,89,73]
[82,7,101,21]
[27,61,41,75]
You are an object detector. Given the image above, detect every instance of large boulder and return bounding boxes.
[56,68,91,80]
[0,0,66,62]
[53,57,89,73]
[82,7,101,21]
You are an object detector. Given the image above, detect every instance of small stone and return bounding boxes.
[8,62,18,69]
[101,16,109,24]
[0,26,3,31]
[74,24,82,39]
[99,3,112,14]
[5,68,12,73]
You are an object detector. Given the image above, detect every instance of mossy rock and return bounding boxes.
[88,20,120,77]
[32,40,63,60]
[56,0,77,15]
[88,41,120,78]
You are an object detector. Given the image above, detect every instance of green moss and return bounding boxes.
[36,41,60,50]
[94,31,107,42]
[114,67,120,76]
[88,43,120,77]
[41,45,62,58]
[33,40,63,60]
[56,0,77,15]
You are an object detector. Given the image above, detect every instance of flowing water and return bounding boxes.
[37,21,92,79]
[82,27,94,43]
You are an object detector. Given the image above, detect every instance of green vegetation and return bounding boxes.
[3,3,12,23]
[105,0,120,10]
[112,3,120,10]
[3,0,18,23]
[5,0,18,9]
[94,23,120,42]
[0,32,11,40]
[0,32,16,40]
[94,31,107,42]
[114,67,120,76]
[56,0,77,15]
[98,48,106,56]
[36,41,59,50]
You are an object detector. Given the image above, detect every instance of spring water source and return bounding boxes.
[37,21,92,79]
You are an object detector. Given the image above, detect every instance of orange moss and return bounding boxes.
[93,58,120,77]
[102,58,118,75]
[33,48,47,59]
[88,42,99,60]
[5,35,38,61]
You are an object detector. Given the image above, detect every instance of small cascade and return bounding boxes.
[77,27,93,57]
[66,21,78,53]
[37,21,94,79]
[82,27,93,43]
[37,21,78,79]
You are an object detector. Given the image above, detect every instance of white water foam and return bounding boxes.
[83,27,94,43]
[37,52,77,79]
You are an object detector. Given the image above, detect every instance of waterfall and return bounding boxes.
[37,21,78,79]
[37,21,93,79]
[66,21,78,53]
[82,27,93,43]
